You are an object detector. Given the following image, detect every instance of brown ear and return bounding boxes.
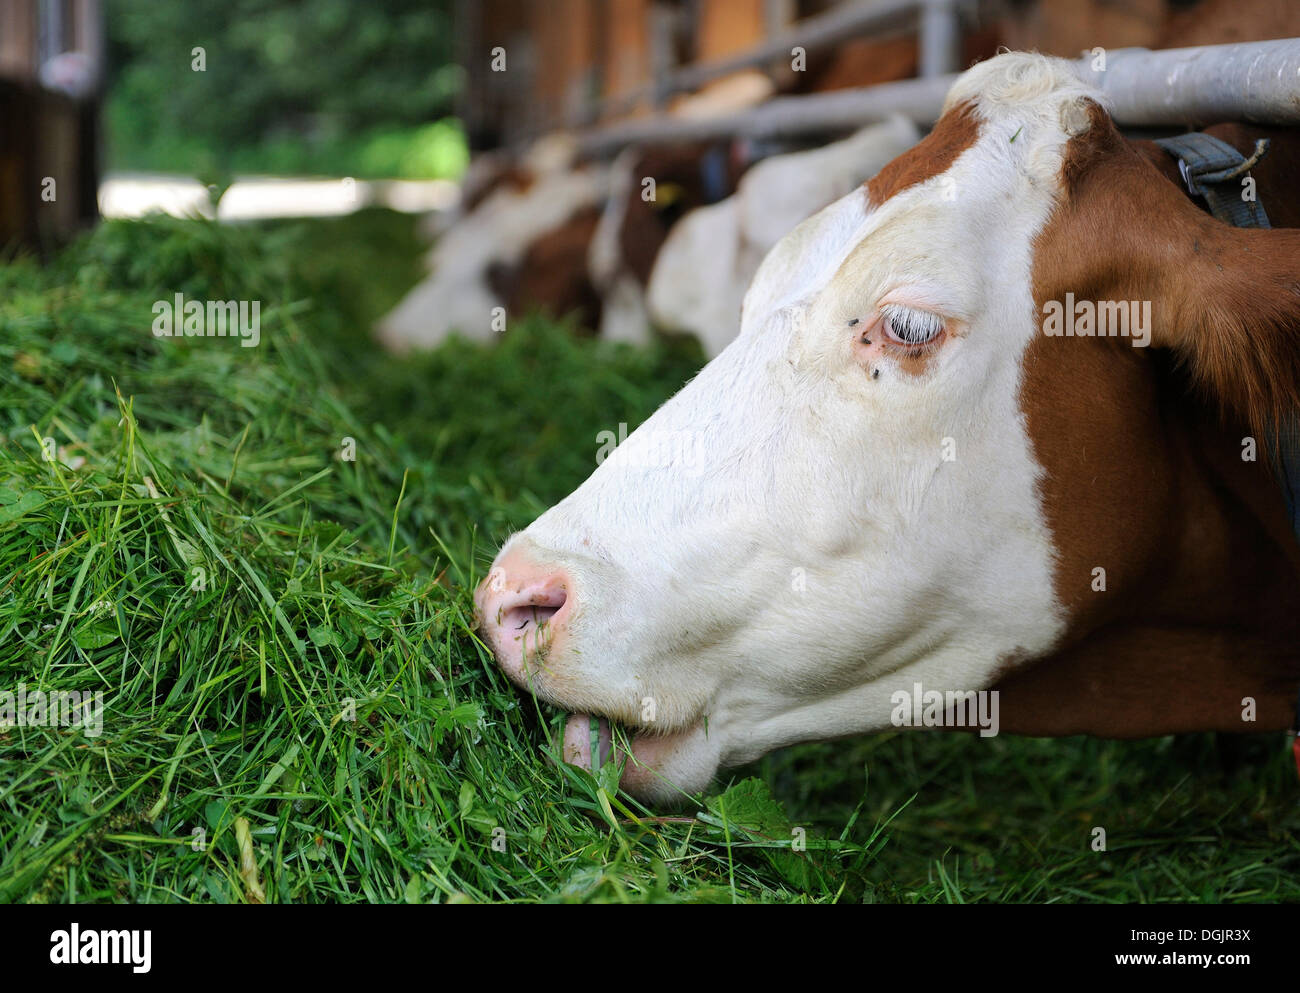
[1037,102,1300,438]
[1159,222,1300,440]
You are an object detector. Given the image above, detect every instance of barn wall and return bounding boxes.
[530,0,598,127]
[0,0,100,253]
[996,0,1300,55]
[0,81,97,253]
[998,0,1167,56]
[459,0,533,149]
[0,2,37,79]
[459,0,1300,151]
[695,0,768,59]
[602,0,652,109]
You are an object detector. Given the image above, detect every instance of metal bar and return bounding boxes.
[575,39,1300,155]
[595,0,929,123]
[918,0,959,78]
[1081,41,1300,127]
[668,0,921,93]
[578,74,951,153]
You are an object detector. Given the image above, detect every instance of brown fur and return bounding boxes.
[999,103,1300,736]
[488,207,604,331]
[1046,104,1300,442]
[865,102,979,207]
[618,143,746,286]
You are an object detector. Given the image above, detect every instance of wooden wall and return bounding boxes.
[0,0,101,253]
[460,0,774,145]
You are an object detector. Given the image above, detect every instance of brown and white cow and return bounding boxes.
[377,138,746,350]
[589,141,748,346]
[375,142,610,351]
[475,52,1300,804]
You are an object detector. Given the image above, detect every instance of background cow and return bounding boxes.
[376,137,755,350]
[375,138,610,350]
[588,140,750,345]
[646,116,920,356]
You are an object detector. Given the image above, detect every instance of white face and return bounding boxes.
[478,56,1097,803]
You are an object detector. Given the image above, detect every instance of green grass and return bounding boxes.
[1,212,1297,903]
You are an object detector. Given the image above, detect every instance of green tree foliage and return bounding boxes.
[106,0,466,178]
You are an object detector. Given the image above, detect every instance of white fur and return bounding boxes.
[646,117,921,358]
[588,148,655,346]
[491,54,1097,802]
[599,273,657,345]
[645,197,744,358]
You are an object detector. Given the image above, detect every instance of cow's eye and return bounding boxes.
[881,303,944,345]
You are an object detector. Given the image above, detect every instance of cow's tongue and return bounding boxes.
[561,713,614,771]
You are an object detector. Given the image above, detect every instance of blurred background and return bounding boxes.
[3,0,1295,248]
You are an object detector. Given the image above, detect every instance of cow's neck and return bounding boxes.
[1001,333,1300,736]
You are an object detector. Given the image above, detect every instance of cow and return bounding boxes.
[589,140,748,346]
[375,147,609,351]
[646,116,920,357]
[376,138,746,351]
[474,51,1300,805]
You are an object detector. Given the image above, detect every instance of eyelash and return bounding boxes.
[880,303,944,348]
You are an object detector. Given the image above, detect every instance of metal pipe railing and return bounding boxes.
[575,38,1300,155]
[577,75,951,154]
[918,0,960,79]
[1080,40,1300,127]
[667,0,924,94]
[590,0,966,127]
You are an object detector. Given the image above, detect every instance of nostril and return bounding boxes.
[502,597,564,633]
[494,585,568,638]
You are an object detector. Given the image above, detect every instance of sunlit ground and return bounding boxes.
[99,173,460,221]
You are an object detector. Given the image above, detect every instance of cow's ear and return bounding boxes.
[1046,106,1300,438]
[1150,221,1300,439]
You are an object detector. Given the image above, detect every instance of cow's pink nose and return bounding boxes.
[475,546,573,682]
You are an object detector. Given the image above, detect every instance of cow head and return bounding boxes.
[476,53,1300,804]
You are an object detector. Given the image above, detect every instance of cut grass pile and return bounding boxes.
[1,211,1297,903]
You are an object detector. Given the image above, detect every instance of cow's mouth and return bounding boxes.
[473,550,718,802]
[560,712,615,769]
[552,707,716,805]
